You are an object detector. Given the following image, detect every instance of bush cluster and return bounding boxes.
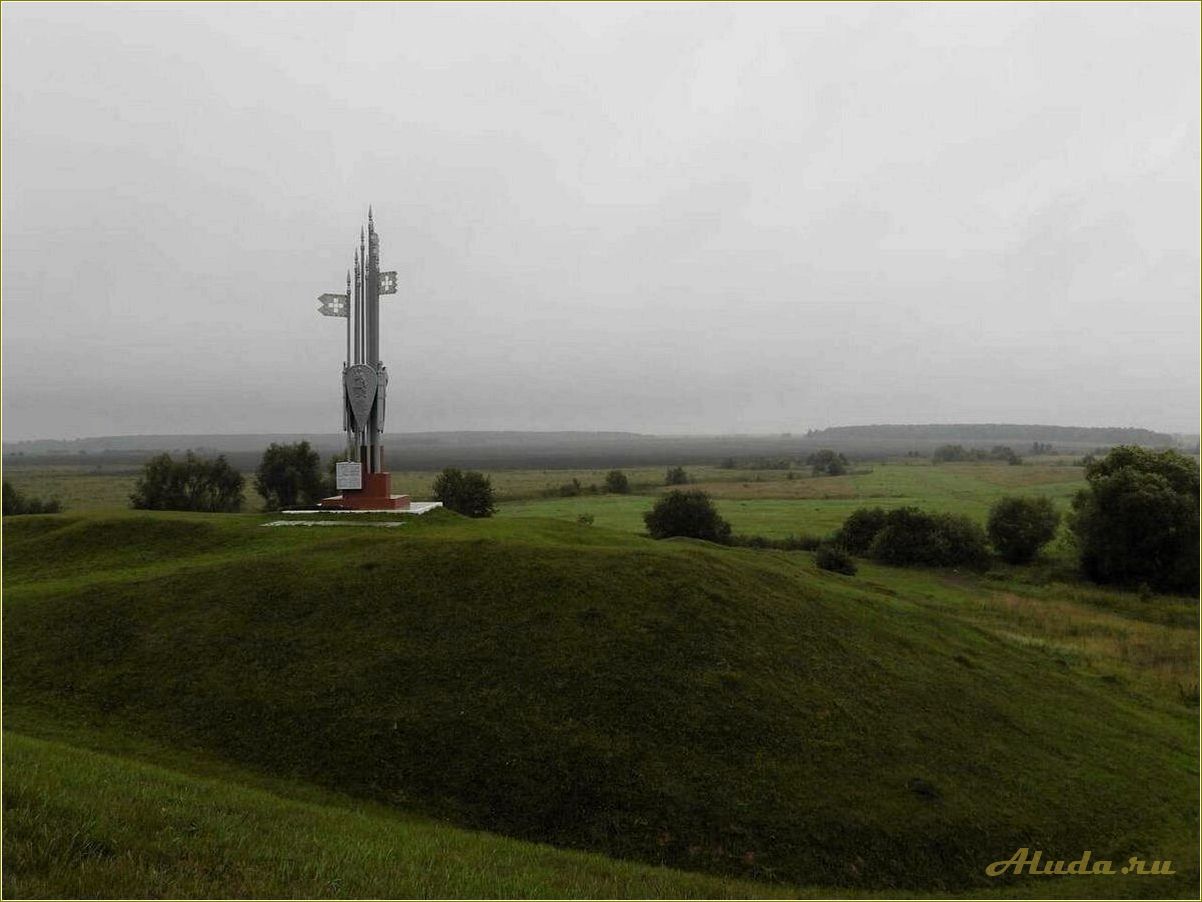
[643,490,730,543]
[2,481,63,516]
[729,533,821,551]
[433,467,496,518]
[815,543,857,575]
[835,505,990,569]
[933,444,1021,465]
[664,466,690,486]
[986,496,1059,564]
[1069,446,1199,594]
[130,452,244,512]
[807,449,848,476]
[604,470,630,494]
[254,441,328,510]
[834,507,888,554]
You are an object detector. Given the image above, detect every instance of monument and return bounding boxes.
[315,208,410,510]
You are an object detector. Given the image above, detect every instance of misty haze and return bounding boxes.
[2,2,1198,443]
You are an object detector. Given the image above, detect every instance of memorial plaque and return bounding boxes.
[335,461,362,491]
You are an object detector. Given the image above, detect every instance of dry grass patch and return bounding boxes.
[986,592,1198,702]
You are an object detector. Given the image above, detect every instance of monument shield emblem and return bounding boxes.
[344,363,378,434]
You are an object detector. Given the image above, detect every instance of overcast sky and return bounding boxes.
[2,1,1198,441]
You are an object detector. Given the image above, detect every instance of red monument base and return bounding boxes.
[319,471,411,510]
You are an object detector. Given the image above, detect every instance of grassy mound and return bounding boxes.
[2,730,793,899]
[4,512,1196,894]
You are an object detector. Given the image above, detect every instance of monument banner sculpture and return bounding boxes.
[316,209,410,510]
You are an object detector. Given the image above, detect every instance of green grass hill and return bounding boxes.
[4,510,1197,896]
[2,729,795,899]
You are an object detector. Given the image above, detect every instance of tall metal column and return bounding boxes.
[366,208,383,472]
[344,268,354,460]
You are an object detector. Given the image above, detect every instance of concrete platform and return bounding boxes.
[280,501,443,516]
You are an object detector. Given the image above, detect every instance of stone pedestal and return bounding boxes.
[319,471,410,510]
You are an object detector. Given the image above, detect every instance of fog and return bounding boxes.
[2,1,1198,442]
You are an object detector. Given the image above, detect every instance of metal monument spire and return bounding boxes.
[316,209,404,509]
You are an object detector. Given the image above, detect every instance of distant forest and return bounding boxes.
[806,423,1177,446]
[3,424,1190,471]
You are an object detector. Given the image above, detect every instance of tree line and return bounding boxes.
[639,446,1198,595]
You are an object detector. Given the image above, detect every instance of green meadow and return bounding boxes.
[4,458,1085,521]
[3,484,1197,898]
[498,461,1088,537]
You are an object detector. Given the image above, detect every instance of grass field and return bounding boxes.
[4,460,1086,535]
[499,461,1088,538]
[3,505,1197,898]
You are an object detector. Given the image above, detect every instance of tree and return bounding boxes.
[2,480,63,515]
[643,490,731,543]
[990,445,1023,465]
[665,466,689,486]
[932,444,970,463]
[1069,446,1199,594]
[718,457,736,470]
[433,467,496,518]
[604,470,630,494]
[807,449,848,476]
[867,507,990,569]
[987,496,1060,564]
[255,441,327,510]
[130,452,244,512]
[834,507,889,555]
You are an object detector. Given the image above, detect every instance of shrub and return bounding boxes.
[130,452,244,513]
[643,490,731,543]
[868,507,991,569]
[2,481,63,515]
[432,467,496,518]
[834,507,889,555]
[987,496,1060,564]
[254,441,328,510]
[664,466,689,486]
[558,478,582,497]
[816,543,857,575]
[1069,446,1199,594]
[807,449,848,477]
[576,513,595,526]
[990,445,1022,465]
[729,534,821,551]
[604,470,630,494]
[927,442,976,461]
[719,457,736,469]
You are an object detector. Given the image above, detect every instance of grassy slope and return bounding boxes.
[2,730,793,899]
[3,510,1197,897]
